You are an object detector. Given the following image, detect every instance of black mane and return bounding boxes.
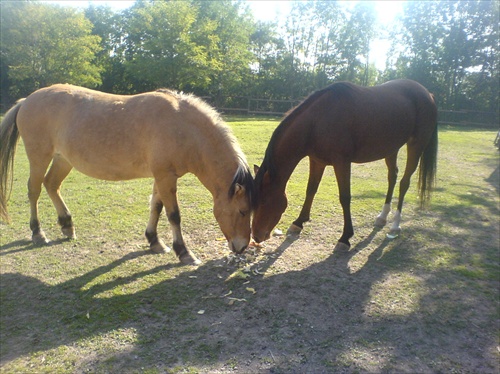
[229,163,256,208]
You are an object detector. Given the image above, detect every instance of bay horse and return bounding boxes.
[252,79,438,250]
[0,84,254,265]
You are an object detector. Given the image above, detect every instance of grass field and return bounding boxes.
[1,116,499,373]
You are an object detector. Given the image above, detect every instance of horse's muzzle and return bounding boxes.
[252,231,270,244]
[230,239,248,254]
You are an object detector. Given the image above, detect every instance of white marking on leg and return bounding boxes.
[387,210,402,239]
[375,203,391,227]
[391,210,401,231]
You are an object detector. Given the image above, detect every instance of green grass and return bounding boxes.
[1,118,499,373]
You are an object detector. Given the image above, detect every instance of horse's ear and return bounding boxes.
[233,183,245,196]
[253,164,259,175]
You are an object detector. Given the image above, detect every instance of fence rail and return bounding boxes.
[437,109,499,128]
[206,96,499,128]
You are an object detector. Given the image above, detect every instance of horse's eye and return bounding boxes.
[239,210,246,217]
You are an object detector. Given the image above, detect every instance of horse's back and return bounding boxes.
[308,80,436,163]
[15,85,181,180]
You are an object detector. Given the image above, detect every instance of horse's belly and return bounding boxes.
[61,152,152,181]
[74,165,152,181]
[353,143,404,163]
[75,165,151,181]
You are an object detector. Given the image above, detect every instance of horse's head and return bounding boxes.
[251,165,287,243]
[213,166,254,254]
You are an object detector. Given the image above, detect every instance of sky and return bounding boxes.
[42,0,406,70]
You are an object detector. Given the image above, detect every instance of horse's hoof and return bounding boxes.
[32,232,49,245]
[387,228,401,239]
[61,226,76,239]
[374,216,387,227]
[150,239,171,254]
[334,242,350,252]
[286,223,302,237]
[179,251,201,266]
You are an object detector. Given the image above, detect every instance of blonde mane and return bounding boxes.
[155,88,254,203]
[156,89,249,169]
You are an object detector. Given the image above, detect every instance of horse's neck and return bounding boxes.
[191,142,240,199]
[272,120,309,185]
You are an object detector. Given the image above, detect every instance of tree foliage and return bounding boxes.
[1,1,101,99]
[1,0,498,117]
[387,0,498,111]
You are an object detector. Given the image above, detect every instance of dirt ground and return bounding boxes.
[67,214,498,374]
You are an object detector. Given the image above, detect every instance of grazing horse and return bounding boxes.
[0,84,254,265]
[252,79,438,250]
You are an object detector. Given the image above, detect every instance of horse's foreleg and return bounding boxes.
[375,153,399,227]
[44,155,75,239]
[288,158,326,237]
[388,145,421,239]
[155,176,200,265]
[334,162,353,250]
[145,182,170,254]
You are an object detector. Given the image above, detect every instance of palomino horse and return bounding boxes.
[0,84,254,265]
[252,79,438,250]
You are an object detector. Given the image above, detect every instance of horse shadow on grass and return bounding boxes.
[0,238,71,256]
[0,233,381,372]
[1,211,498,373]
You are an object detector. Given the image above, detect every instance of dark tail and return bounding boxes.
[0,99,24,222]
[418,123,438,208]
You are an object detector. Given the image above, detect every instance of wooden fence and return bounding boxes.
[437,109,498,128]
[206,96,499,128]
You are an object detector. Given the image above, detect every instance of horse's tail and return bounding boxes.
[0,99,24,222]
[418,122,438,208]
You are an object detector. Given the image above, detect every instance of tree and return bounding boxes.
[389,0,499,112]
[120,0,254,96]
[85,4,128,93]
[0,2,102,102]
[123,1,203,92]
[337,2,377,85]
[192,0,254,98]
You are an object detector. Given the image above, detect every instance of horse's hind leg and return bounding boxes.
[387,144,422,238]
[27,160,52,244]
[43,155,75,239]
[375,153,399,227]
[145,181,170,254]
[288,157,326,237]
